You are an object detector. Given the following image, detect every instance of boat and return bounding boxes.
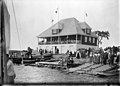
[43,53,52,57]
[12,58,22,64]
[23,60,36,66]
[40,53,53,61]
[97,70,119,77]
[97,65,119,77]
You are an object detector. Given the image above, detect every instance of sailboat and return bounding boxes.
[0,0,11,84]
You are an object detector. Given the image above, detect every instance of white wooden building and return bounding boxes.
[37,17,98,54]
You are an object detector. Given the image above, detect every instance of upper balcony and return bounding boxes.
[38,40,81,45]
[38,35,82,45]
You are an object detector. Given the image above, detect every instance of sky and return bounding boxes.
[5,0,119,50]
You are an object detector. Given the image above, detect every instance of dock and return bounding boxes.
[36,61,59,65]
[35,61,63,69]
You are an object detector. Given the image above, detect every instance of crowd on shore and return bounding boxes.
[55,46,120,73]
[68,46,120,65]
[38,46,120,66]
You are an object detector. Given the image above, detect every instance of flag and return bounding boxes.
[51,19,54,23]
[55,8,58,13]
[55,10,57,13]
[86,13,87,17]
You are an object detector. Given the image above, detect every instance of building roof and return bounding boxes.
[79,22,92,29]
[37,17,97,38]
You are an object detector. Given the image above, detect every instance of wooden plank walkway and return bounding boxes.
[82,64,102,72]
[69,63,94,73]
[69,63,118,75]
[75,64,102,74]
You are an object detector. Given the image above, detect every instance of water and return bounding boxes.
[14,65,119,83]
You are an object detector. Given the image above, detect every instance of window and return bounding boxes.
[86,29,91,34]
[52,29,57,34]
[93,38,95,43]
[89,37,91,43]
[85,36,87,42]
[52,29,61,34]
[87,29,89,33]
[82,29,85,33]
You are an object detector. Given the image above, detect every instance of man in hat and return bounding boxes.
[6,54,16,84]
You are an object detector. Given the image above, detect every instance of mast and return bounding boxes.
[1,0,8,83]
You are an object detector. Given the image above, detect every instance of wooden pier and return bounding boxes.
[35,61,64,69]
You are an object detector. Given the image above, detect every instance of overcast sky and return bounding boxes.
[5,0,119,50]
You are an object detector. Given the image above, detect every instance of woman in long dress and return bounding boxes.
[76,49,81,59]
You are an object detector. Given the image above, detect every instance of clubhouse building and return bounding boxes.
[37,17,98,53]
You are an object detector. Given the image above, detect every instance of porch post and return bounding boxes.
[81,35,82,44]
[51,37,52,44]
[76,34,77,44]
[58,36,59,44]
[67,35,68,44]
[43,38,45,45]
[59,36,61,44]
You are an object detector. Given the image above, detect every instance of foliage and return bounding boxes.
[94,31,110,45]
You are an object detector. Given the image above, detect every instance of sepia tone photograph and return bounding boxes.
[0,0,120,85]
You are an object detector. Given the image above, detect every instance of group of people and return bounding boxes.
[75,46,120,65]
[58,50,74,72]
[58,46,119,72]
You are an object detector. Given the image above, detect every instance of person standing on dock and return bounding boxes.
[103,50,108,65]
[39,49,43,58]
[6,54,16,84]
[76,49,81,59]
[89,49,94,63]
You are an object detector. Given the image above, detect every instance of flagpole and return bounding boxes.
[84,14,85,22]
[84,11,86,22]
[51,19,53,26]
[58,7,59,22]
[57,7,59,29]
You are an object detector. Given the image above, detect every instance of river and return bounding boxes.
[14,64,119,83]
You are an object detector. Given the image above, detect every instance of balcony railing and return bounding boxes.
[38,40,81,45]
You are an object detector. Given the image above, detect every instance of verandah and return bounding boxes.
[38,34,82,45]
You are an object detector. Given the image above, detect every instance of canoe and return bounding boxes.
[43,53,53,57]
[23,60,36,64]
[12,58,22,64]
[97,70,119,76]
[43,53,53,60]
[32,54,41,58]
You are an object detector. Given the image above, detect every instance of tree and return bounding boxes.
[94,31,110,47]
